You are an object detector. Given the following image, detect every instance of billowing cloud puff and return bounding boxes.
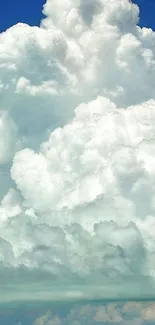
[1,0,155,302]
[7,96,155,287]
[32,302,155,325]
[3,301,155,325]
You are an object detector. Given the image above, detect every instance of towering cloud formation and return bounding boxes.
[1,0,155,301]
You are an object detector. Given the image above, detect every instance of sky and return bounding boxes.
[0,0,155,32]
[133,0,155,29]
[2,0,155,308]
[0,0,45,32]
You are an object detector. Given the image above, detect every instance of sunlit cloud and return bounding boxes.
[0,0,155,301]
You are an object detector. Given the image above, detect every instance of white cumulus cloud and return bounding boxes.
[1,0,155,301]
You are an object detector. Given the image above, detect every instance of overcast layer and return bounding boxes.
[1,0,155,301]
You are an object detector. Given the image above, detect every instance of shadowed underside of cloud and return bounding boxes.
[1,0,155,302]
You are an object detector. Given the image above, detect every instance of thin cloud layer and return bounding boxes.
[0,0,155,299]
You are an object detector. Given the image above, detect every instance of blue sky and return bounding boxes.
[0,0,154,32]
[133,0,155,29]
[0,0,45,32]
